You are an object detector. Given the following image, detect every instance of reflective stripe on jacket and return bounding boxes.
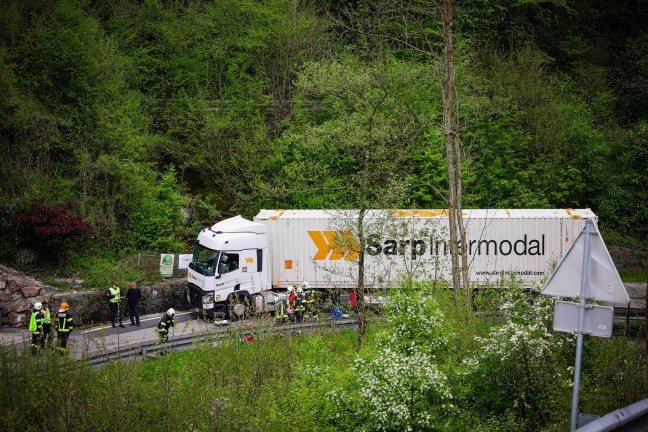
[108,287,120,303]
[56,311,74,332]
[275,301,287,318]
[157,313,174,334]
[29,310,44,334]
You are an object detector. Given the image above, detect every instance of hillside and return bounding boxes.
[0,0,646,280]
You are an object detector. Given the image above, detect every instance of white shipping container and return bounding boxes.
[254,209,597,288]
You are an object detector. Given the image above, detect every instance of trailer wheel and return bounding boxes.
[227,294,251,321]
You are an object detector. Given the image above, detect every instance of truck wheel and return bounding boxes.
[227,294,251,321]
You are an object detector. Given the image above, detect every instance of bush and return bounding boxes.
[79,256,146,290]
[11,198,93,266]
[329,282,456,431]
[581,336,648,415]
[462,279,574,430]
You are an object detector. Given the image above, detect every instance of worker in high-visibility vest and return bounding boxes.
[28,302,45,355]
[55,302,74,354]
[107,281,124,328]
[42,301,53,348]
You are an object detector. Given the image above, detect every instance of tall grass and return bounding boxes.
[0,327,361,432]
[1,280,647,431]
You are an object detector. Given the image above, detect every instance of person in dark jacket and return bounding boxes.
[126,281,142,326]
[55,302,74,354]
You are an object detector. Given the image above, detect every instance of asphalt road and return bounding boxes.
[80,310,195,339]
[0,311,201,359]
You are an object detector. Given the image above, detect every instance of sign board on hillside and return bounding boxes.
[541,222,628,303]
[553,301,613,338]
[160,254,175,277]
[178,254,192,270]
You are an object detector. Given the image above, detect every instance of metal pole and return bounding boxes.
[571,219,593,431]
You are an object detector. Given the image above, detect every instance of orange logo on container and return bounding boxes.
[245,257,254,264]
[308,231,360,261]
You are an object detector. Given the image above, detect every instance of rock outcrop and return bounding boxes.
[0,265,49,327]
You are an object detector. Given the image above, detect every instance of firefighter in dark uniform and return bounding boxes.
[301,281,317,320]
[157,308,176,353]
[29,302,45,355]
[55,302,74,354]
[294,287,305,323]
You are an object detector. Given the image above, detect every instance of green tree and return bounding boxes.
[270,56,438,341]
[463,46,607,208]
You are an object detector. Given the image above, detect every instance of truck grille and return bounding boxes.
[187,283,204,307]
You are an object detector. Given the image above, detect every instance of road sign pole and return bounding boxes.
[571,219,593,431]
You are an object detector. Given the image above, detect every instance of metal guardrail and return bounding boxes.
[614,307,646,321]
[87,318,359,366]
[576,398,648,431]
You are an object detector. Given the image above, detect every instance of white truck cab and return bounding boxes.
[187,216,272,318]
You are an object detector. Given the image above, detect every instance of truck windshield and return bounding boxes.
[189,242,219,276]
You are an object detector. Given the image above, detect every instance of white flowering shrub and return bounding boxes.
[356,346,453,431]
[327,282,455,431]
[464,278,575,429]
[380,283,450,357]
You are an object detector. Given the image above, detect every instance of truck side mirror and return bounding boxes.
[218,263,227,274]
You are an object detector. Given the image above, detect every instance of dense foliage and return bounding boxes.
[0,0,646,277]
[12,198,94,263]
[2,282,647,431]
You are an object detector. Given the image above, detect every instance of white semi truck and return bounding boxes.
[187,208,596,318]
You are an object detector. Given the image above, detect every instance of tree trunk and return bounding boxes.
[357,208,367,345]
[442,0,463,297]
[454,133,471,301]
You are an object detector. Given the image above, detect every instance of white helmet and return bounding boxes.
[167,308,175,317]
[287,285,295,293]
[296,287,303,294]
[301,280,311,289]
[34,302,43,310]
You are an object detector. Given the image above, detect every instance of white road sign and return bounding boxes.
[553,301,614,338]
[541,221,628,303]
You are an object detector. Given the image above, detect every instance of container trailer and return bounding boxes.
[187,209,596,318]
